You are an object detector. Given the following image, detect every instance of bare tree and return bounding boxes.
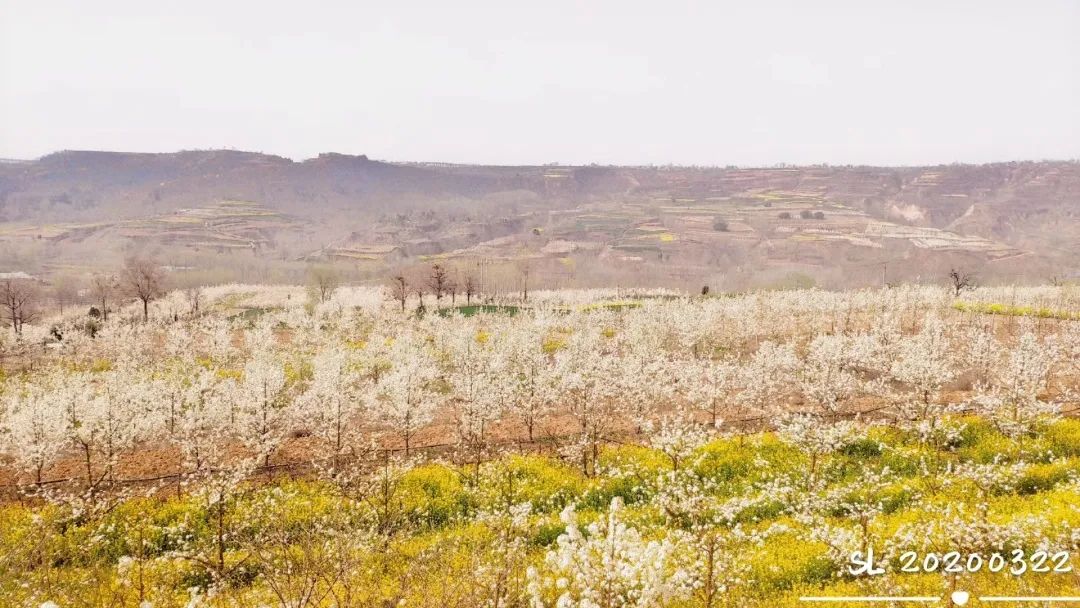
[1,279,39,334]
[518,260,531,302]
[307,265,339,304]
[463,274,477,306]
[90,274,118,321]
[415,284,426,311]
[390,275,409,312]
[52,275,80,315]
[446,274,458,307]
[185,286,204,316]
[948,268,975,298]
[121,257,166,321]
[428,264,449,308]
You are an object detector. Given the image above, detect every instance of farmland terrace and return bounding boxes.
[0,152,1077,289]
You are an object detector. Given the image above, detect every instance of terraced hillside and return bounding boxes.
[0,151,1076,288]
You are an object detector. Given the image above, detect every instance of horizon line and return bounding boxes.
[5,148,1080,170]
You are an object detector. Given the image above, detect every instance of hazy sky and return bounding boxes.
[1,0,1077,166]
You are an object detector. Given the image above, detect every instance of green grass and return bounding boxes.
[953,300,1080,320]
[435,304,521,317]
[229,306,277,323]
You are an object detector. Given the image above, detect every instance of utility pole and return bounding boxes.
[881,262,887,288]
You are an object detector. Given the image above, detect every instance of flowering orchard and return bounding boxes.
[0,283,1078,607]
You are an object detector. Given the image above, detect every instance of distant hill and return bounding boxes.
[1,150,1077,290]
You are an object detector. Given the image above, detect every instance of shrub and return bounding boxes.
[838,438,883,459]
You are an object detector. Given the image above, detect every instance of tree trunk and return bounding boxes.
[216,498,226,578]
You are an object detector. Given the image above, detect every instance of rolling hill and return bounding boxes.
[1,150,1077,290]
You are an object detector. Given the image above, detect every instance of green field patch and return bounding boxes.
[953,300,1080,320]
[435,304,521,317]
[229,306,279,322]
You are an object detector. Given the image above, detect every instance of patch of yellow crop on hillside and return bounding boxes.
[953,301,1080,320]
